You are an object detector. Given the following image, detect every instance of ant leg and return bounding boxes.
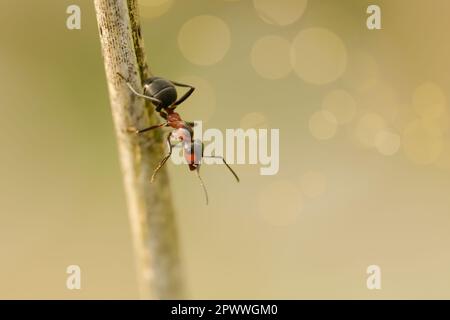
[151,133,173,183]
[196,167,209,205]
[133,122,167,134]
[116,72,162,105]
[159,110,168,120]
[170,81,195,108]
[203,155,240,182]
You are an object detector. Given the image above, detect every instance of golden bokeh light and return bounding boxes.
[420,113,450,137]
[253,0,307,26]
[322,89,357,125]
[291,28,347,85]
[412,82,447,119]
[375,129,401,156]
[250,36,292,80]
[402,119,444,165]
[178,15,231,66]
[299,171,327,198]
[343,50,379,93]
[240,112,268,130]
[140,0,173,19]
[361,83,399,122]
[355,113,386,148]
[309,110,338,140]
[175,75,216,121]
[258,180,302,227]
[435,142,450,170]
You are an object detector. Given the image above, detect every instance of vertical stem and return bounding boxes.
[94,0,184,299]
[127,0,150,80]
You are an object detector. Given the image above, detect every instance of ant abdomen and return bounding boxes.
[143,77,177,108]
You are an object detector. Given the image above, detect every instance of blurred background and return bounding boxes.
[1,0,450,299]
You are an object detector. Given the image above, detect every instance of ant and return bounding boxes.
[117,73,239,204]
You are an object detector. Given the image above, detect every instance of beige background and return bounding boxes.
[1,0,450,299]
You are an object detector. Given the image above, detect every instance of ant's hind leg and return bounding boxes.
[170,81,195,108]
[116,72,163,105]
[129,122,167,134]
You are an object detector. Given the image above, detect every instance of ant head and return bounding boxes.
[184,139,203,169]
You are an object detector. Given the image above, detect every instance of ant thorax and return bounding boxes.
[166,112,191,131]
[167,112,182,122]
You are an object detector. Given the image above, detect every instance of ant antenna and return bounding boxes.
[196,168,209,205]
[203,155,240,182]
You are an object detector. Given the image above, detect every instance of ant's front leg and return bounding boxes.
[151,132,174,182]
[195,167,209,205]
[203,155,240,182]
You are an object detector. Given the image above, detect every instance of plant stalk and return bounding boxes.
[94,0,184,299]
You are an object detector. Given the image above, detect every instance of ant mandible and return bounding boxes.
[117,72,239,204]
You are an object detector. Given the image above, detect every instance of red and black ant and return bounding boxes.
[117,73,239,204]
